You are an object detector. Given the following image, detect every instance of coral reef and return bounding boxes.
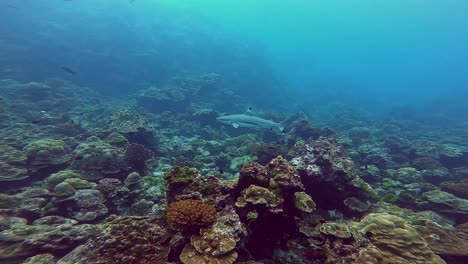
[352,213,445,264]
[289,136,374,211]
[2,71,468,264]
[440,181,468,199]
[108,108,157,147]
[23,138,71,170]
[419,190,468,218]
[0,145,28,182]
[167,199,217,229]
[180,228,238,264]
[58,216,170,264]
[137,86,187,113]
[70,136,128,180]
[249,143,285,165]
[125,143,155,174]
[72,189,109,222]
[0,215,98,262]
[415,221,468,259]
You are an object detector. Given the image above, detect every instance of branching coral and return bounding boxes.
[167,199,217,229]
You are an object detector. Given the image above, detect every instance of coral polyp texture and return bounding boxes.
[180,228,238,264]
[167,199,217,228]
[58,216,170,264]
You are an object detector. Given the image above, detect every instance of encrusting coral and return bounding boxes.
[23,138,71,170]
[58,216,170,264]
[180,227,238,264]
[167,199,217,229]
[125,142,154,174]
[353,213,446,264]
[70,136,128,181]
[440,181,468,199]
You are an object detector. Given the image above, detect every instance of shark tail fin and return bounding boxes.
[278,124,285,132]
[278,119,291,132]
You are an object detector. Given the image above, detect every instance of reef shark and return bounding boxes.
[216,109,284,131]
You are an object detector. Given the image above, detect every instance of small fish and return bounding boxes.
[61,66,76,75]
[31,120,41,124]
[218,169,224,174]
[7,4,18,9]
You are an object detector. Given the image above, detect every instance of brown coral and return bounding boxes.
[235,185,283,209]
[125,143,154,164]
[167,199,217,228]
[354,213,445,264]
[86,217,170,264]
[180,228,238,264]
[416,221,468,257]
[440,181,468,199]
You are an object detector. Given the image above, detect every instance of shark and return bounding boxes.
[216,109,284,131]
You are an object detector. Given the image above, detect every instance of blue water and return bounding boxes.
[1,0,468,118]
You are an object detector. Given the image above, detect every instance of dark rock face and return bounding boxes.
[234,156,313,261]
[289,136,375,212]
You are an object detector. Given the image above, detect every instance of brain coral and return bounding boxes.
[167,199,217,228]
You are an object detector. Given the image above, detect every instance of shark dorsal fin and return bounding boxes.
[244,107,254,115]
